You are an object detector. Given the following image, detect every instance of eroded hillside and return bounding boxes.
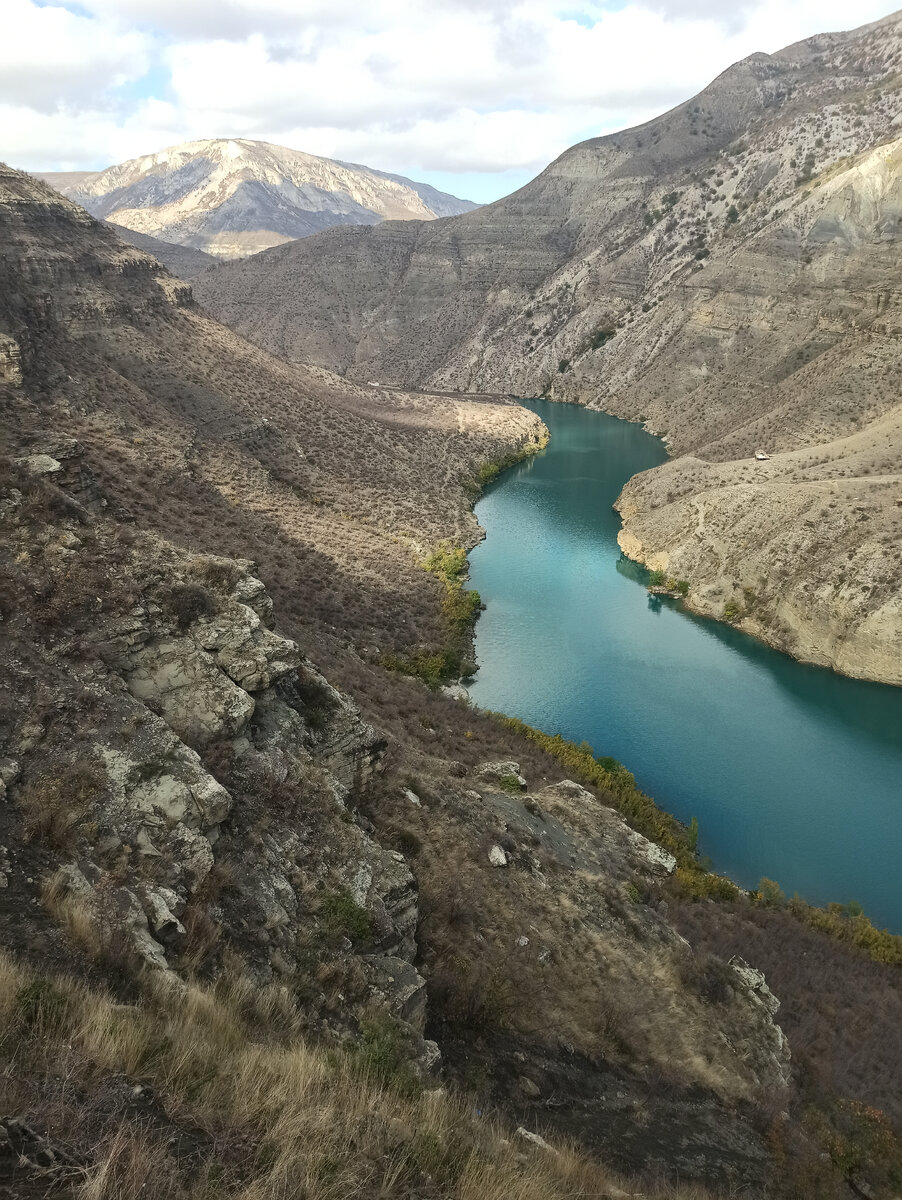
[3,164,902,1197]
[194,10,902,683]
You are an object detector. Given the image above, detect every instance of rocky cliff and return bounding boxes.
[194,11,902,683]
[37,138,477,260]
[105,221,216,278]
[0,444,794,1190]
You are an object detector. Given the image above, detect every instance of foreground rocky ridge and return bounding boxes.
[195,11,902,683]
[0,451,790,1190]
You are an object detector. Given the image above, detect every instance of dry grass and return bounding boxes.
[0,949,707,1200]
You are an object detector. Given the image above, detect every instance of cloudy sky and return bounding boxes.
[5,0,900,202]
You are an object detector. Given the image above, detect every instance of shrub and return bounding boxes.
[672,867,740,902]
[166,582,216,630]
[497,773,525,794]
[351,1011,419,1093]
[320,889,371,945]
[291,673,338,732]
[589,327,616,350]
[422,543,467,586]
[17,764,103,851]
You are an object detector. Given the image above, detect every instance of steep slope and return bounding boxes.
[0,163,786,1189]
[0,162,539,663]
[36,138,477,259]
[105,221,216,278]
[195,10,902,683]
[611,141,902,683]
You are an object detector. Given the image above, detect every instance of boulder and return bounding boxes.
[489,844,508,867]
[190,601,298,692]
[124,636,255,744]
[364,955,428,1034]
[476,760,527,790]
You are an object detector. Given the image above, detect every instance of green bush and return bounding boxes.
[589,327,616,350]
[423,543,467,587]
[497,773,525,794]
[320,890,371,946]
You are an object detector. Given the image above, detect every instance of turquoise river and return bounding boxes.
[467,399,902,930]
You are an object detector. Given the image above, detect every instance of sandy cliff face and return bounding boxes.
[608,142,902,684]
[194,12,902,682]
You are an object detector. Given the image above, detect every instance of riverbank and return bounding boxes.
[467,399,902,931]
[614,447,902,689]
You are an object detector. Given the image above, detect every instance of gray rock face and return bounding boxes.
[19,548,431,1057]
[476,760,527,790]
[124,636,257,746]
[190,602,299,692]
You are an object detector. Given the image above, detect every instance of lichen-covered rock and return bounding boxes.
[231,573,275,627]
[345,840,418,961]
[190,602,298,691]
[488,844,508,867]
[476,761,527,790]
[124,636,256,745]
[363,955,428,1034]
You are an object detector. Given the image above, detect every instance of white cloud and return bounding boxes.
[0,0,149,112]
[2,0,900,197]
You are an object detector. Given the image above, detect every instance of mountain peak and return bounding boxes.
[35,138,478,260]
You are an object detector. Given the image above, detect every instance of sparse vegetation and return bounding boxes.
[166,582,217,630]
[0,951,666,1200]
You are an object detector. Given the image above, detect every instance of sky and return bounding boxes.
[4,0,900,203]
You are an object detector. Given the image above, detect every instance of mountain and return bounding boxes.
[194,11,902,685]
[36,138,478,260]
[8,164,902,1196]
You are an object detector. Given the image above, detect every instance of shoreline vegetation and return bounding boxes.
[381,432,548,687]
[386,415,902,967]
[488,714,902,966]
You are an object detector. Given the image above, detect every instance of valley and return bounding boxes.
[2,6,902,1198]
[194,11,902,685]
[468,399,902,930]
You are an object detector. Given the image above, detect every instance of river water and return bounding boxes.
[467,399,902,930]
